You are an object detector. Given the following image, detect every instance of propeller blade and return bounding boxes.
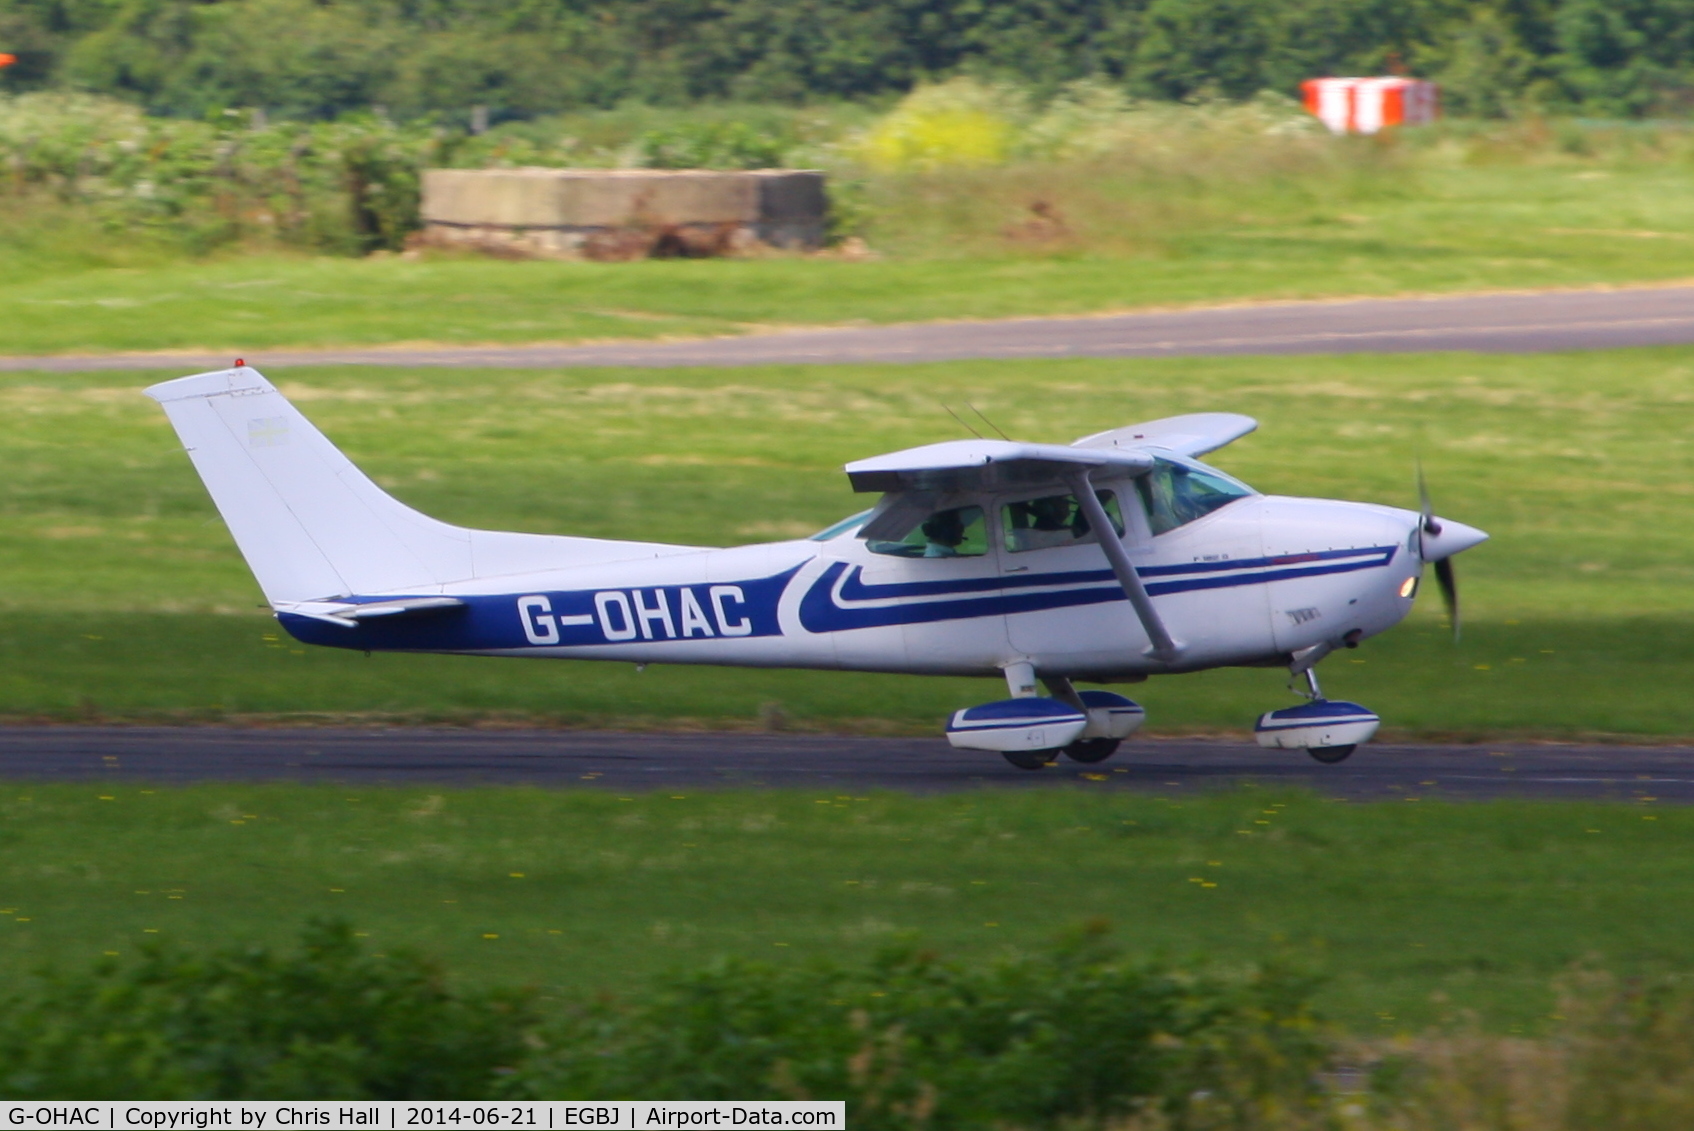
[1416,459,1441,537]
[1434,555,1460,641]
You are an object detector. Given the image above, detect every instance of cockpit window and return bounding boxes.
[1136,458,1254,536]
[811,510,873,541]
[867,505,988,558]
[1001,491,1124,553]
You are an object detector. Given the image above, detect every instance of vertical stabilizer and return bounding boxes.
[146,367,473,604]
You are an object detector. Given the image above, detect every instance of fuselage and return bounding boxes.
[278,456,1445,682]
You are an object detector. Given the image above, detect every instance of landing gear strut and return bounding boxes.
[1253,663,1380,764]
[1298,669,1355,764]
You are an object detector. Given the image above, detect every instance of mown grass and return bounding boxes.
[0,784,1684,1034]
[4,156,1694,354]
[1,348,1692,734]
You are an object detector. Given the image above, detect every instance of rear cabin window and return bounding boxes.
[1001,492,1124,553]
[866,505,988,558]
[1135,458,1253,536]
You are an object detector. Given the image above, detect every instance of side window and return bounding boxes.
[1135,458,1252,536]
[867,505,988,558]
[1001,492,1124,553]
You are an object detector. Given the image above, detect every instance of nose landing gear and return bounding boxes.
[1254,667,1380,764]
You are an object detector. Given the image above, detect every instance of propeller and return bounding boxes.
[1417,461,1461,641]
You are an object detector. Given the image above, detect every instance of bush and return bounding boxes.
[632,120,794,170]
[0,920,536,1099]
[0,94,455,254]
[511,930,1331,1129]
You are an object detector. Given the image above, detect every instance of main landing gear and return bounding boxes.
[998,735,1123,771]
[1253,666,1380,764]
[945,666,1145,771]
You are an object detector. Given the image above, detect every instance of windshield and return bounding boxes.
[811,510,873,541]
[1135,458,1254,535]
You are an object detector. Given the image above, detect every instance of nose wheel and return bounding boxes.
[1254,667,1379,765]
[1063,737,1121,764]
[1306,745,1357,764]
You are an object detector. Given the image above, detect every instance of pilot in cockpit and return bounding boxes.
[921,509,968,557]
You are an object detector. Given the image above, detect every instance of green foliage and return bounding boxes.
[633,119,793,169]
[1552,0,1694,116]
[3,0,1694,121]
[514,936,1329,1125]
[0,892,1328,1113]
[856,78,1022,171]
[0,94,454,253]
[0,920,536,1099]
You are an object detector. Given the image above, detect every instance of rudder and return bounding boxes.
[146,366,473,605]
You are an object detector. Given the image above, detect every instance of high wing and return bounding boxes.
[842,414,1258,497]
[840,437,1184,662]
[1071,413,1257,458]
[844,440,1154,494]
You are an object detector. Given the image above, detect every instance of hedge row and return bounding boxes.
[0,920,1329,1128]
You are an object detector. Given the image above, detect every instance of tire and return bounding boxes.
[1307,745,1356,764]
[1064,738,1121,764]
[1002,749,1061,770]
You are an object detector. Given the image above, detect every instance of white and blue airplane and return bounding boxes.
[146,365,1487,768]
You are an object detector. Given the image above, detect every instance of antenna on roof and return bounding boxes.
[965,401,1011,441]
[941,403,984,439]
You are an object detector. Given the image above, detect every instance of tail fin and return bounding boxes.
[146,366,473,605]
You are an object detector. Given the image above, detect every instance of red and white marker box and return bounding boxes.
[1301,77,1438,135]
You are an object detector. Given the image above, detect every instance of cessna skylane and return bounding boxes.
[147,366,1486,768]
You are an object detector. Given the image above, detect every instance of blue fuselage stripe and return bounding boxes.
[282,544,1401,653]
[798,546,1398,633]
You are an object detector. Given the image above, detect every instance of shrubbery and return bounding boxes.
[11,78,1694,263]
[0,920,1329,1119]
[0,95,441,253]
[0,921,534,1099]
[514,932,1330,1127]
[12,920,1694,1129]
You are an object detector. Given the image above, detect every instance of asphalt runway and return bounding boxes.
[9,285,1694,372]
[0,726,1686,802]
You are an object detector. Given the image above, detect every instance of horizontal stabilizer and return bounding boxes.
[273,596,467,629]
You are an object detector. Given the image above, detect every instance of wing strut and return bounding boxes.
[1066,472,1184,663]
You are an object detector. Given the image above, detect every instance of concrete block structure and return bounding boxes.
[419,168,827,259]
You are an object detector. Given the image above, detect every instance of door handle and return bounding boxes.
[1004,566,1029,573]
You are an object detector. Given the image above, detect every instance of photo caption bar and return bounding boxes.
[2,1103,844,1130]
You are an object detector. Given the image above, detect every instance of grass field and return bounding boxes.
[5,159,1694,355]
[2,347,1692,735]
[0,784,1683,1035]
